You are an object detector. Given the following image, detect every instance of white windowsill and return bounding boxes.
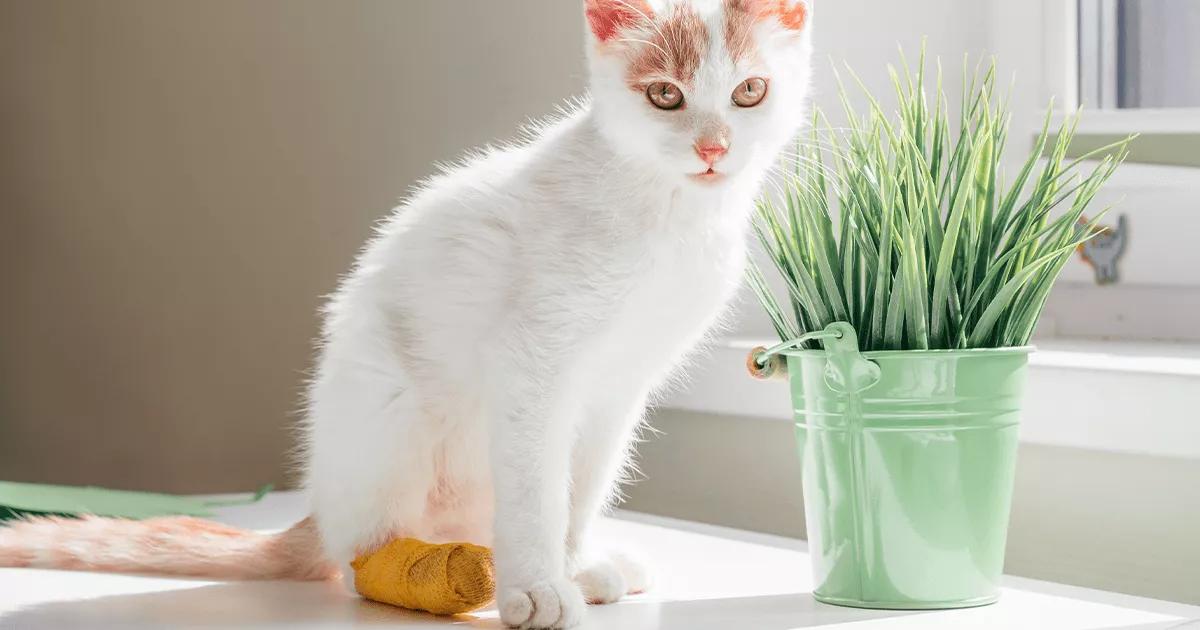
[1055,108,1200,134]
[1023,338,1200,377]
[663,337,1200,460]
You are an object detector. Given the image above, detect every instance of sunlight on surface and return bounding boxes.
[0,568,217,615]
[596,516,811,601]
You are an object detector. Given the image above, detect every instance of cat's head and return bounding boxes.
[585,0,812,186]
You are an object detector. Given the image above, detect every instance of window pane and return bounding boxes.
[1079,0,1200,109]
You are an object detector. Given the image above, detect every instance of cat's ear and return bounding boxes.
[727,0,810,32]
[772,0,809,31]
[585,0,654,43]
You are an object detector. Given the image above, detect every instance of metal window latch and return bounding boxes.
[1079,214,1128,285]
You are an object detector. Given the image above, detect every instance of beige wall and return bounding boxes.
[0,0,988,493]
[0,0,586,492]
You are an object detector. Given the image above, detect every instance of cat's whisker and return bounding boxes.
[774,150,846,178]
[776,148,881,184]
[612,0,668,44]
[615,38,670,59]
[771,153,852,193]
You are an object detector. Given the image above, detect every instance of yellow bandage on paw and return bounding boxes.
[350,538,495,615]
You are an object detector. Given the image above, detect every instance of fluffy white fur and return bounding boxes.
[0,2,811,629]
[304,1,812,627]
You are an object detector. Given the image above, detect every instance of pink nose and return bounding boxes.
[694,142,729,165]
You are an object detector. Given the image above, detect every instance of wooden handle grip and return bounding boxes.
[746,347,788,381]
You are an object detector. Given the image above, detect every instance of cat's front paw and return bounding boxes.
[497,577,585,629]
[572,550,653,604]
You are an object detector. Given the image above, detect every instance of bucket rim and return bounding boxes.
[780,344,1035,359]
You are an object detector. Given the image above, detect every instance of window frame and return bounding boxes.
[1060,0,1200,136]
[981,0,1200,343]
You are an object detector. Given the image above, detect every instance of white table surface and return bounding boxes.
[2,491,1197,629]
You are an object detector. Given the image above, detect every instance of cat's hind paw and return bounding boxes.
[610,549,653,595]
[574,561,626,604]
[572,550,652,604]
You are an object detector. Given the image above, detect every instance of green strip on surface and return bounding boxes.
[0,481,273,522]
[1044,132,1200,168]
[0,481,215,521]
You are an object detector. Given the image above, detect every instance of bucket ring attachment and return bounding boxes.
[747,323,882,394]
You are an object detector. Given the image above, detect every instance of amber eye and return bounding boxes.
[646,82,684,110]
[732,77,768,107]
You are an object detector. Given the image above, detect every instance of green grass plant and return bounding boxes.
[750,51,1132,351]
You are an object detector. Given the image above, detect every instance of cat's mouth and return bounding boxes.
[691,168,724,182]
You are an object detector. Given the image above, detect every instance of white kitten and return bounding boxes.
[307,0,811,625]
[0,2,811,628]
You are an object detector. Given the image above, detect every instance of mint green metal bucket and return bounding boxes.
[756,323,1030,609]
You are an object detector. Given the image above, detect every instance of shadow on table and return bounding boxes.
[2,579,922,629]
[589,592,926,629]
[1116,621,1200,630]
[1,579,461,628]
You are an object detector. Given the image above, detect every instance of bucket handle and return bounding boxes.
[747,327,842,380]
[747,322,882,394]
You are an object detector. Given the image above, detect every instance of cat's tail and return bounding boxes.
[0,514,338,581]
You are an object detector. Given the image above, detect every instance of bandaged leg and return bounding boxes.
[351,538,495,615]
